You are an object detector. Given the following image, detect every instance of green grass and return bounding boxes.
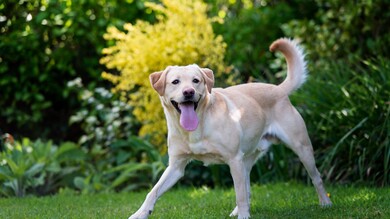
[1,182,388,218]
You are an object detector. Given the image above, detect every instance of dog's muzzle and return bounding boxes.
[171,96,200,131]
[171,100,198,114]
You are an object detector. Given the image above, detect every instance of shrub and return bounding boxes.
[68,78,137,149]
[73,136,165,194]
[68,78,165,193]
[290,58,390,186]
[212,0,317,83]
[0,138,86,197]
[279,0,390,186]
[100,0,227,149]
[0,0,150,141]
[282,0,390,67]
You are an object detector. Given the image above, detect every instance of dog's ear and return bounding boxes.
[201,68,214,93]
[150,68,168,96]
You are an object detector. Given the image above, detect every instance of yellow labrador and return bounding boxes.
[129,38,332,219]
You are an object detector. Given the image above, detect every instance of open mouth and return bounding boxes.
[171,100,198,114]
[171,100,199,131]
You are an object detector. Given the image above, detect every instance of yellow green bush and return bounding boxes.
[100,0,226,150]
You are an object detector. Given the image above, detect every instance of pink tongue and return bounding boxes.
[179,103,199,131]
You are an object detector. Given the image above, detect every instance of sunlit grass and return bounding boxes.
[1,182,388,218]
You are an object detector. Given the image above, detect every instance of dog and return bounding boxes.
[129,38,332,219]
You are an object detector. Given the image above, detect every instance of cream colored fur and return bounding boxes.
[129,38,332,219]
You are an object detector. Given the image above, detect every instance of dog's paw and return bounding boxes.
[238,212,251,219]
[128,210,151,219]
[229,206,238,217]
[229,206,250,219]
[320,201,332,208]
[320,196,332,208]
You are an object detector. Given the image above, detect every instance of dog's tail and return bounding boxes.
[269,38,307,95]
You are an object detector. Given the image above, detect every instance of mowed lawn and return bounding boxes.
[1,182,388,219]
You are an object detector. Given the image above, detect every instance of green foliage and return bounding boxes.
[275,0,390,186]
[68,78,137,149]
[282,0,390,67]
[290,58,390,186]
[68,79,164,193]
[212,0,316,83]
[73,136,165,194]
[0,139,85,197]
[244,58,390,187]
[210,3,292,81]
[0,135,165,197]
[0,0,150,140]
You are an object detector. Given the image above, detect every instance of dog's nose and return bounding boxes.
[183,88,195,98]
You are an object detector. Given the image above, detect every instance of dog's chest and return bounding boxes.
[189,141,225,165]
[185,132,225,164]
[187,132,222,158]
[188,132,208,154]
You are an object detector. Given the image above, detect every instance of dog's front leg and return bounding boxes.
[229,158,251,219]
[129,157,188,219]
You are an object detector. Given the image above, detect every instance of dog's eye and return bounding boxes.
[172,79,180,85]
[193,78,200,84]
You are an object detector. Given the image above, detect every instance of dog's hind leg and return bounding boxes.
[274,106,332,207]
[288,138,332,206]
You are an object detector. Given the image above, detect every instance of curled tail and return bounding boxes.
[269,38,307,95]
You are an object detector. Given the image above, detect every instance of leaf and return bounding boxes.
[110,139,130,149]
[25,163,45,177]
[115,150,130,164]
[104,162,149,174]
[55,142,86,162]
[0,166,12,180]
[4,179,24,197]
[46,162,61,173]
[57,166,80,176]
[29,172,45,187]
[110,171,137,188]
[108,162,154,189]
[73,177,86,190]
[4,158,24,177]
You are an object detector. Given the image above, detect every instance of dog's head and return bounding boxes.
[150,64,214,132]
